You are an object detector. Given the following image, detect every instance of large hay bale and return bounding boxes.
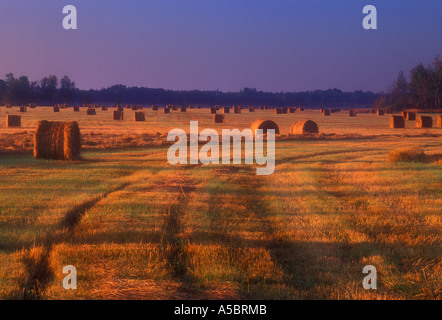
[134,111,146,121]
[34,120,81,160]
[214,114,225,124]
[437,115,442,128]
[250,120,280,135]
[390,115,405,128]
[416,116,432,128]
[289,120,319,135]
[87,108,96,115]
[406,112,416,121]
[6,115,21,127]
[113,110,124,120]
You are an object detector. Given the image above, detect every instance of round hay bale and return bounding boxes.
[250,120,280,135]
[113,110,124,120]
[406,112,416,121]
[416,116,432,128]
[34,120,81,160]
[6,115,21,127]
[390,115,405,128]
[437,115,442,128]
[214,114,225,124]
[289,120,319,135]
[134,111,146,121]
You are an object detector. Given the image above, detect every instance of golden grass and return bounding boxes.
[387,147,426,163]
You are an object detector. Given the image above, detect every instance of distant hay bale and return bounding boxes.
[406,112,416,121]
[20,106,27,112]
[214,114,225,124]
[34,120,81,160]
[390,115,405,128]
[349,109,356,117]
[6,115,21,127]
[210,107,217,114]
[53,106,60,112]
[387,146,426,163]
[134,111,146,121]
[250,119,280,135]
[416,116,432,128]
[376,109,384,116]
[87,108,96,115]
[437,115,442,128]
[113,110,124,120]
[223,107,230,113]
[289,120,319,135]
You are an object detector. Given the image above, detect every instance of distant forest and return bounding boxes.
[0,73,378,108]
[375,56,442,111]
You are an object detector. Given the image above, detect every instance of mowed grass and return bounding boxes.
[0,133,440,299]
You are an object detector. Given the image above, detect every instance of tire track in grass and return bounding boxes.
[15,181,132,299]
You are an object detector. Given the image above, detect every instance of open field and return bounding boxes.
[0,106,441,299]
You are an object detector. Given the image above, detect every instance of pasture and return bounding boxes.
[0,106,441,299]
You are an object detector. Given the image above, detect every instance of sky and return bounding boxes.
[0,0,441,92]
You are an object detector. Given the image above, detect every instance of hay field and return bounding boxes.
[0,106,441,300]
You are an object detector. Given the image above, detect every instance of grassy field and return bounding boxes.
[0,106,441,299]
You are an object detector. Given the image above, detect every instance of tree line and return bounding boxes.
[375,56,442,111]
[0,74,378,107]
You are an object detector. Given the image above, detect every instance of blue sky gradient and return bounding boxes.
[0,0,441,92]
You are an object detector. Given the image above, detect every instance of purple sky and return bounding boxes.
[0,0,441,92]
